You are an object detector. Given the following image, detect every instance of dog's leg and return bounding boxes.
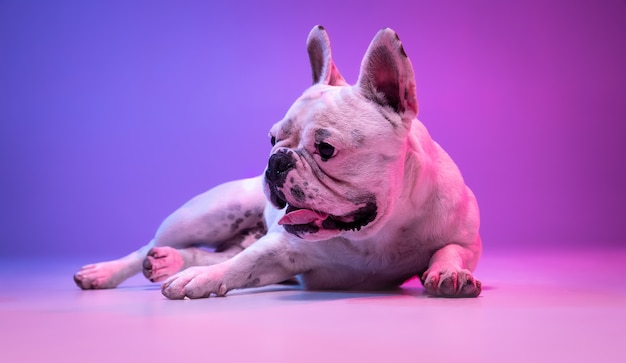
[73,242,156,289]
[161,232,302,299]
[73,176,267,289]
[421,242,482,298]
[142,227,263,282]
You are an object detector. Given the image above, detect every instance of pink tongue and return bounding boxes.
[279,209,327,225]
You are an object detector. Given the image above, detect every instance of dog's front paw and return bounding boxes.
[421,268,481,298]
[161,266,228,300]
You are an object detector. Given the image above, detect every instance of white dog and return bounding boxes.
[74,26,482,299]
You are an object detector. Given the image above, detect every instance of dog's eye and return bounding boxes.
[316,142,335,161]
[270,135,277,146]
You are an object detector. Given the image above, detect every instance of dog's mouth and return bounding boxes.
[266,176,378,239]
[277,201,377,239]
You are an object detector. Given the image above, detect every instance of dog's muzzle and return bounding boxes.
[265,151,296,209]
[264,150,378,238]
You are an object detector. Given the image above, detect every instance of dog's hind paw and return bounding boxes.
[142,247,185,283]
[421,268,481,298]
[73,261,128,289]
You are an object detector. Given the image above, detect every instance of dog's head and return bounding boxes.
[264,26,418,241]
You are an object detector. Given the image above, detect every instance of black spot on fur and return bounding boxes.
[231,217,245,232]
[351,129,365,146]
[281,119,294,137]
[291,185,306,202]
[315,128,331,143]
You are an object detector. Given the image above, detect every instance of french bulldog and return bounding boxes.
[74,25,482,299]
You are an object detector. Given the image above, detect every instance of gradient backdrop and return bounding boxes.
[1,0,625,259]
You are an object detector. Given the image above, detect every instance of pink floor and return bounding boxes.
[1,248,625,362]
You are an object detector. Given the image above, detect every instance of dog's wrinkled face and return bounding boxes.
[264,26,418,241]
[265,86,399,240]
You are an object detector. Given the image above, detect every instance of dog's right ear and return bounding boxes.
[307,25,347,86]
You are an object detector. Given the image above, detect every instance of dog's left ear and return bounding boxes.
[357,28,418,123]
[307,25,347,86]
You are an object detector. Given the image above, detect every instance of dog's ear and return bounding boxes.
[307,25,347,86]
[357,28,418,122]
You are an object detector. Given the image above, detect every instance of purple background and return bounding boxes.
[1,0,625,258]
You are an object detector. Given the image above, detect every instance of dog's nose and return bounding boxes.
[266,152,296,185]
